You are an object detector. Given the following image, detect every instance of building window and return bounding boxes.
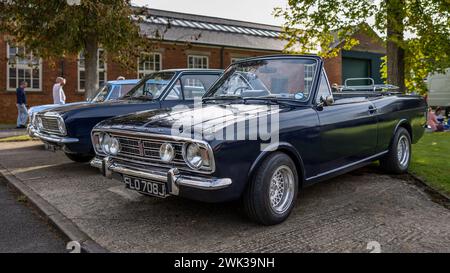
[78,49,107,92]
[304,64,315,93]
[138,52,161,78]
[188,55,209,69]
[7,44,42,91]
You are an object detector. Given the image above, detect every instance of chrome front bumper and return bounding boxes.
[90,157,232,196]
[27,125,35,137]
[31,127,79,144]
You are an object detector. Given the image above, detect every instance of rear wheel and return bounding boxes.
[243,152,298,225]
[379,127,411,174]
[65,152,94,163]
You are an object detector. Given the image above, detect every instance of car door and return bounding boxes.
[160,73,219,108]
[314,70,378,174]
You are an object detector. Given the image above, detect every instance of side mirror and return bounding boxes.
[316,95,334,111]
[325,95,334,106]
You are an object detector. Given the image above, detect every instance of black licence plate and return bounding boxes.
[123,176,167,198]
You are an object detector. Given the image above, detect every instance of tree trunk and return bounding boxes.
[84,36,99,99]
[386,0,406,93]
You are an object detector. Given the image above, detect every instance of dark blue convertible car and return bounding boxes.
[90,55,427,225]
[31,69,222,162]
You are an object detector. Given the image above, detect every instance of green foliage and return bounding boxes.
[0,0,155,72]
[275,0,450,94]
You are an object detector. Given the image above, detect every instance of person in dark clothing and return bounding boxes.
[16,81,28,128]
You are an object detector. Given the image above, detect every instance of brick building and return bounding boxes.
[0,9,385,124]
[324,26,386,86]
[0,8,287,123]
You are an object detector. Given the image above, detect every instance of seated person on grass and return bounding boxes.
[428,107,444,132]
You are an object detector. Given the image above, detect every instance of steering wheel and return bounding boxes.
[232,86,248,95]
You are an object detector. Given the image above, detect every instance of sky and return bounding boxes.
[131,0,288,26]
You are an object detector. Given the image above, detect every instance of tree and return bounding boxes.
[0,0,157,98]
[275,0,450,94]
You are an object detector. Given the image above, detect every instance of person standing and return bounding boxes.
[52,77,66,104]
[16,81,28,128]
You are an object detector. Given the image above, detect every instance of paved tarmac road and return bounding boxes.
[0,176,66,252]
[0,128,27,139]
[0,141,449,253]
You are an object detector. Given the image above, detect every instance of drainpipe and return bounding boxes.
[60,58,65,77]
[220,47,225,69]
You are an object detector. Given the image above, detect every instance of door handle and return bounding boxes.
[368,106,378,114]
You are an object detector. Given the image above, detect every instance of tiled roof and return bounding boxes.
[140,15,281,38]
[135,8,286,51]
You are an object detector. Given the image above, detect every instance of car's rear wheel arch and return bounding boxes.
[393,119,413,144]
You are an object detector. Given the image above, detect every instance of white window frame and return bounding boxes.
[304,64,315,93]
[137,52,162,79]
[187,55,209,69]
[77,48,107,92]
[6,43,42,92]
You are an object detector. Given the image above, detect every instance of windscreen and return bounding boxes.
[206,58,318,101]
[126,72,175,99]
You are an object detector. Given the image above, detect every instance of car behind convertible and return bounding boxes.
[30,69,222,162]
[27,79,139,137]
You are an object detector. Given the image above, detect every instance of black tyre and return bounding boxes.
[243,152,298,225]
[65,152,94,163]
[379,127,411,174]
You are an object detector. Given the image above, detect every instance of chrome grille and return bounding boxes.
[40,116,60,134]
[114,135,187,168]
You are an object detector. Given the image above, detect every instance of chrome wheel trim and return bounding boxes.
[269,165,295,214]
[397,135,410,168]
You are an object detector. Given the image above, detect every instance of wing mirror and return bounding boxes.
[324,95,334,106]
[316,95,334,111]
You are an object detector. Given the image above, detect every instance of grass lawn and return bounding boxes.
[410,132,450,196]
[0,135,33,142]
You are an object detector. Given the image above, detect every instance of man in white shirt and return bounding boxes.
[52,77,66,104]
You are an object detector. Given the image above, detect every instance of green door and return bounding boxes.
[342,58,371,85]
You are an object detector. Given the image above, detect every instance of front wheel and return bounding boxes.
[379,127,411,174]
[65,152,94,163]
[243,152,298,225]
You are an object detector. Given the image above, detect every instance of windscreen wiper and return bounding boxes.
[202,95,244,102]
[243,96,304,106]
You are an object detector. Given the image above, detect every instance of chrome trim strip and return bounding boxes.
[305,151,388,181]
[91,157,231,192]
[31,128,79,144]
[93,128,209,145]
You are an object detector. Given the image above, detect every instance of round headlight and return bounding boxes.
[185,143,203,169]
[159,143,175,162]
[109,137,120,156]
[101,134,112,154]
[57,118,66,135]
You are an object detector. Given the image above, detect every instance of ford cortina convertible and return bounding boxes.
[90,55,427,225]
[30,69,222,162]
